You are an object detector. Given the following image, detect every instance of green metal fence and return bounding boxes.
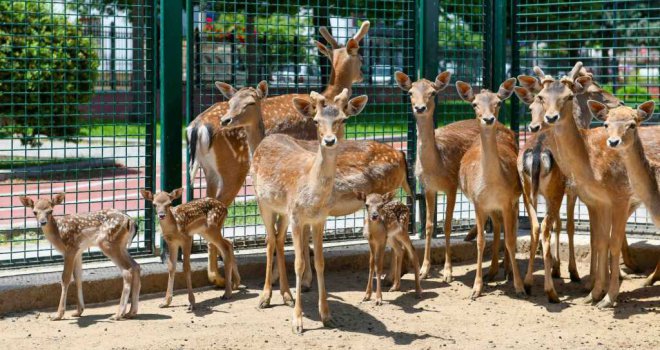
[0,0,157,267]
[513,0,659,235]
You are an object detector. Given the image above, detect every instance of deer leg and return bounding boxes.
[51,253,75,321]
[291,222,305,334]
[375,239,386,305]
[101,244,133,320]
[182,238,196,311]
[621,234,640,273]
[441,189,457,283]
[222,238,241,289]
[301,225,313,292]
[312,224,333,328]
[552,217,562,278]
[583,207,610,304]
[258,209,277,308]
[503,204,526,298]
[566,191,580,282]
[160,241,178,308]
[363,240,376,302]
[71,254,84,317]
[389,241,403,292]
[470,207,487,300]
[201,229,233,300]
[205,185,225,287]
[522,187,540,292]
[487,215,501,282]
[643,260,660,287]
[384,237,397,286]
[399,227,422,298]
[540,213,559,303]
[126,251,141,318]
[420,189,436,279]
[598,209,627,309]
[276,215,293,306]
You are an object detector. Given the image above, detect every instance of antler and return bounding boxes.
[567,61,583,80]
[352,20,370,42]
[533,66,546,79]
[334,88,350,106]
[319,26,339,49]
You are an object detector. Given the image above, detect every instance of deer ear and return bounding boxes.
[497,78,517,101]
[52,193,66,206]
[637,100,655,123]
[383,191,396,202]
[572,76,593,95]
[315,40,333,61]
[19,196,34,209]
[293,97,316,119]
[354,191,366,202]
[517,75,542,93]
[394,71,412,92]
[215,82,237,100]
[256,80,268,99]
[346,38,359,56]
[140,189,153,201]
[433,71,452,92]
[345,95,368,117]
[514,87,535,105]
[169,188,183,200]
[587,100,609,122]
[455,81,474,102]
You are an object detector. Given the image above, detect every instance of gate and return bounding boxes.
[0,0,157,267]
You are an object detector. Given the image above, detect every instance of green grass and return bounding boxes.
[226,200,262,227]
[0,230,42,246]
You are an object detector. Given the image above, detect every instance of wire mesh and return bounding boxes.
[0,0,156,267]
[515,0,659,234]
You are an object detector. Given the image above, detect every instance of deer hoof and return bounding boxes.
[596,295,614,309]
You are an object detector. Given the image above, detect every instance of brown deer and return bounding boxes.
[186,22,370,287]
[588,100,660,287]
[140,189,239,310]
[395,71,515,281]
[455,78,527,299]
[19,193,140,320]
[523,62,660,307]
[357,191,422,305]
[251,88,369,333]
[219,82,413,303]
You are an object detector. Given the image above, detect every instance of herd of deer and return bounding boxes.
[17,21,659,334]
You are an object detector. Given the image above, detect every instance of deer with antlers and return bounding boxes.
[455,78,527,299]
[517,62,660,307]
[140,189,239,310]
[19,193,140,320]
[218,83,412,307]
[186,22,370,288]
[251,88,368,333]
[588,100,660,287]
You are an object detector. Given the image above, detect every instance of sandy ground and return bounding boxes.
[1,255,658,350]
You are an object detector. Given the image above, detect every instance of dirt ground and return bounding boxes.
[1,255,658,350]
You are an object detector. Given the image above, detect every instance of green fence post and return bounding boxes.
[185,0,194,202]
[160,0,183,257]
[510,0,520,139]
[493,0,506,95]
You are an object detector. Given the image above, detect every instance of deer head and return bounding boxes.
[140,188,183,220]
[395,70,452,115]
[514,85,546,133]
[292,89,368,148]
[456,78,516,127]
[589,100,655,149]
[315,21,370,86]
[356,191,396,222]
[19,193,65,226]
[218,81,268,128]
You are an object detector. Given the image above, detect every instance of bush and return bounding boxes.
[602,84,652,105]
[0,1,98,145]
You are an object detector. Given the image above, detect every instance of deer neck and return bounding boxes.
[159,209,180,235]
[245,115,266,158]
[307,146,339,199]
[620,135,660,221]
[42,218,65,251]
[550,102,597,184]
[322,73,353,99]
[479,125,504,178]
[415,111,442,169]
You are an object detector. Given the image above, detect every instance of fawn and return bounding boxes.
[140,189,240,310]
[357,191,422,305]
[19,193,140,320]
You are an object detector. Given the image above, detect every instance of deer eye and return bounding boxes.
[407,91,413,96]
[536,96,543,102]
[628,123,636,130]
[603,123,608,129]
[471,103,477,108]
[313,119,319,125]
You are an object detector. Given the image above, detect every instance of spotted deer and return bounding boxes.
[356,191,422,305]
[219,83,413,301]
[455,78,527,299]
[19,193,140,320]
[588,100,660,287]
[251,89,368,333]
[521,62,660,307]
[395,70,516,281]
[140,189,240,310]
[186,22,370,287]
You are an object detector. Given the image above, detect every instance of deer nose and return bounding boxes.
[545,114,559,123]
[482,115,495,125]
[414,105,427,114]
[370,213,379,221]
[221,117,232,126]
[607,138,621,148]
[323,136,336,147]
[39,220,47,226]
[529,124,541,133]
[158,213,166,219]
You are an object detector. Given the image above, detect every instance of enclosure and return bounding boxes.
[1,0,658,268]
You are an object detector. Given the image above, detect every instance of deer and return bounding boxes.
[455,78,527,299]
[186,22,370,288]
[356,191,422,305]
[250,88,369,333]
[395,70,517,282]
[18,193,140,321]
[588,99,660,287]
[219,84,412,307]
[140,189,240,310]
[518,61,660,307]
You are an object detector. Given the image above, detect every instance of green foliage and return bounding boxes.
[0,1,99,144]
[602,84,652,105]
[438,6,483,49]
